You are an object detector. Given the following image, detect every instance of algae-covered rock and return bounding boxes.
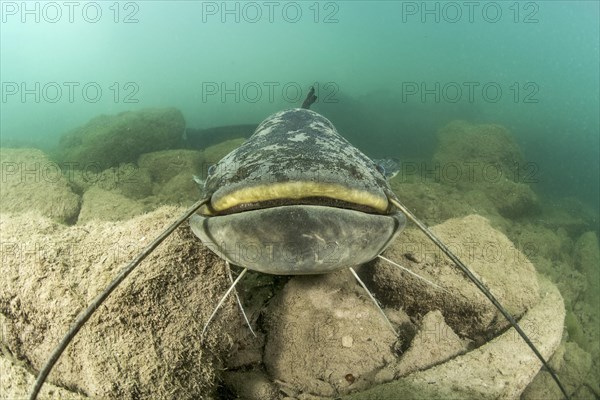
[574,231,600,297]
[0,148,80,224]
[69,163,153,200]
[137,149,205,206]
[433,120,524,184]
[137,149,204,184]
[153,172,203,206]
[522,340,593,400]
[185,124,256,150]
[389,180,499,225]
[507,223,574,268]
[0,208,238,399]
[56,108,185,169]
[432,120,540,218]
[488,179,539,218]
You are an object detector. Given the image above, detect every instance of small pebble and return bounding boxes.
[342,335,353,348]
[345,373,356,384]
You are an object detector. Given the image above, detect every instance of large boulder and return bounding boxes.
[137,149,205,206]
[368,215,541,338]
[203,138,246,165]
[56,108,185,169]
[263,271,399,397]
[69,162,153,200]
[0,208,239,399]
[137,149,204,185]
[342,278,565,400]
[433,120,540,218]
[433,120,524,183]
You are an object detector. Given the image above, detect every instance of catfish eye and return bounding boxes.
[376,164,386,176]
[208,164,216,176]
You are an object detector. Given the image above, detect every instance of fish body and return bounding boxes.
[190,108,406,274]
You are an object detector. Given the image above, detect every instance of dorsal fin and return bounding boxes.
[301,86,317,109]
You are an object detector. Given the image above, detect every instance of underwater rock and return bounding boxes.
[0,208,570,399]
[261,214,551,398]
[56,108,185,169]
[0,356,87,400]
[222,370,280,400]
[341,278,565,400]
[535,197,600,236]
[574,231,600,302]
[137,149,205,206]
[369,214,541,338]
[522,340,593,400]
[0,148,80,224]
[389,180,499,225]
[393,310,467,377]
[263,271,398,397]
[433,120,540,218]
[69,162,154,200]
[184,124,256,150]
[505,222,599,364]
[152,172,204,206]
[507,223,573,269]
[487,179,539,218]
[0,208,238,399]
[433,120,524,183]
[77,186,149,224]
[137,149,204,184]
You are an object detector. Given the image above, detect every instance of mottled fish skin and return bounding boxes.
[205,108,397,212]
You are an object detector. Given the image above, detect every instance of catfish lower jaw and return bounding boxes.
[190,205,407,275]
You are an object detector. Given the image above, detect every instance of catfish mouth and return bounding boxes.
[200,181,391,216]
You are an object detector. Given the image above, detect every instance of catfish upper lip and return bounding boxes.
[202,181,390,216]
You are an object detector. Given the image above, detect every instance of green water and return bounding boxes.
[1,1,598,208]
[1,1,599,397]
